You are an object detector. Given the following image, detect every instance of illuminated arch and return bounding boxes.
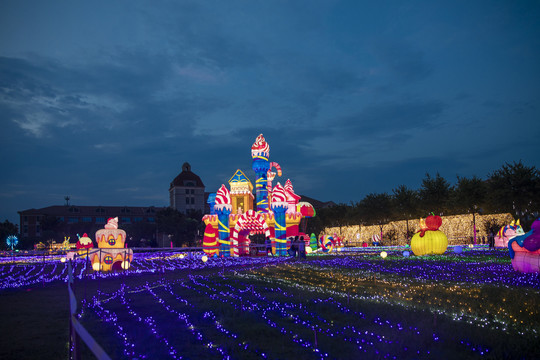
[231,210,271,256]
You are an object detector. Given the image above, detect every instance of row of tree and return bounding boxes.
[305,161,540,236]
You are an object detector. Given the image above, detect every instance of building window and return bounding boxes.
[186,198,190,204]
[95,207,105,213]
[147,217,155,223]
[82,217,92,222]
[191,189,195,194]
[24,216,28,222]
[121,217,131,224]
[185,189,190,194]
[191,197,195,204]
[57,217,64,222]
[23,225,28,234]
[68,217,79,223]
[96,217,106,224]
[36,225,40,233]
[133,217,143,222]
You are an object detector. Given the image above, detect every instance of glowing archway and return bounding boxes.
[231,210,271,256]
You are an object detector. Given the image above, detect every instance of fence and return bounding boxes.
[67,258,112,360]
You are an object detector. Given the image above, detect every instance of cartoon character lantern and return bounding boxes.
[411,215,448,256]
[91,217,133,271]
[494,220,524,248]
[508,218,540,273]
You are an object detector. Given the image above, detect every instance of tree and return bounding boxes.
[0,220,18,247]
[418,173,452,215]
[486,161,539,227]
[452,175,487,214]
[452,175,487,243]
[358,193,392,244]
[392,185,419,240]
[123,221,157,247]
[156,208,202,247]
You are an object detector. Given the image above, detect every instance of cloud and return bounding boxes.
[337,100,445,137]
[371,41,432,83]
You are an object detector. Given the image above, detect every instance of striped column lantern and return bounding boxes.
[251,134,270,213]
[271,182,288,256]
[214,185,233,257]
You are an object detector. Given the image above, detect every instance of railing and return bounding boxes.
[68,259,112,360]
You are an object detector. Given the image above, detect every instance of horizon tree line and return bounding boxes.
[305,161,540,238]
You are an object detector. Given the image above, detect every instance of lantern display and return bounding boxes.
[215,185,233,257]
[411,215,448,256]
[508,218,540,273]
[76,233,94,253]
[309,233,318,251]
[90,217,134,271]
[494,220,524,248]
[201,134,312,256]
[202,223,219,256]
[321,236,335,253]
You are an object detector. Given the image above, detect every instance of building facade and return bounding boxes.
[169,162,206,214]
[18,205,162,239]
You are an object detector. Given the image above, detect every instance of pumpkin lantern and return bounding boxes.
[411,215,448,256]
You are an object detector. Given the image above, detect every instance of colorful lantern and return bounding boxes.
[215,185,233,257]
[271,183,288,256]
[494,220,524,248]
[202,223,219,256]
[91,217,133,271]
[411,216,448,256]
[309,233,318,251]
[508,219,540,273]
[321,236,334,253]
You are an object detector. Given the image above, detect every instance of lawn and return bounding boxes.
[1,247,539,359]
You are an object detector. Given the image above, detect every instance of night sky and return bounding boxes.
[1,1,539,226]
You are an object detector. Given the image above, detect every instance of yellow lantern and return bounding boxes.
[380,251,388,259]
[202,255,208,262]
[411,230,448,256]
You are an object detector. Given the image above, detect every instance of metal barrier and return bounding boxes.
[68,259,112,360]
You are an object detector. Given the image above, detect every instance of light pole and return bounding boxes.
[472,208,477,245]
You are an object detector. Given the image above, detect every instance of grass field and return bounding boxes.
[1,247,539,359]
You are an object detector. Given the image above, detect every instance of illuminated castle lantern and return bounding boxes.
[202,134,311,256]
[91,217,134,271]
[229,169,254,215]
[251,134,271,212]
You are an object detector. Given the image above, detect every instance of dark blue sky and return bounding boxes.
[1,1,539,225]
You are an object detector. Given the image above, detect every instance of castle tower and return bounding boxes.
[251,134,270,213]
[228,169,254,214]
